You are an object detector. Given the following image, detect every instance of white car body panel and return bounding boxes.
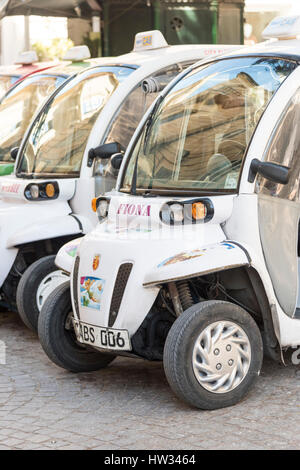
[7,215,81,248]
[0,199,76,285]
[144,241,249,287]
[56,238,82,274]
[70,194,238,336]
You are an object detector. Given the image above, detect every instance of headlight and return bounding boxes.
[170,203,184,224]
[29,185,39,200]
[160,198,213,225]
[24,182,59,201]
[98,199,110,218]
[91,197,110,220]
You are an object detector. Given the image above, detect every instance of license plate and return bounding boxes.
[72,319,131,351]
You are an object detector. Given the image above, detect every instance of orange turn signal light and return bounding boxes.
[91,197,98,212]
[45,183,55,198]
[192,202,206,221]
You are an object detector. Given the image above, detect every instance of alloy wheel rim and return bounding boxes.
[192,320,251,394]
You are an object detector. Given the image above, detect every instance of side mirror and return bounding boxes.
[10,147,19,161]
[248,158,290,185]
[110,153,123,170]
[87,142,121,167]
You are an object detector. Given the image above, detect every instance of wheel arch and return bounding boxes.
[159,264,281,362]
[6,214,83,248]
[1,234,83,310]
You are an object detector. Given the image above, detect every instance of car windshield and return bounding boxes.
[0,74,65,163]
[121,57,297,195]
[16,66,134,178]
[0,74,19,98]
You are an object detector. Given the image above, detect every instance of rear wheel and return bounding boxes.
[38,281,116,372]
[163,300,263,410]
[16,255,69,331]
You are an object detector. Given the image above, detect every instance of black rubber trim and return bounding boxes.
[70,214,83,232]
[72,256,80,320]
[226,240,252,264]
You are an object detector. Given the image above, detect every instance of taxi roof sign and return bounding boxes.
[133,31,168,52]
[262,15,300,40]
[15,50,38,65]
[63,45,91,62]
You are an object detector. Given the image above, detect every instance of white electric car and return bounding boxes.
[39,16,300,410]
[0,31,237,329]
[0,51,57,99]
[0,46,102,177]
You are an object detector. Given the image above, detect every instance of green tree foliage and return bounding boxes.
[32,38,74,61]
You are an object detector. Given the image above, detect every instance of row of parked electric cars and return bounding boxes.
[1,17,300,410]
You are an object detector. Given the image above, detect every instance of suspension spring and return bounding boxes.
[177,280,194,311]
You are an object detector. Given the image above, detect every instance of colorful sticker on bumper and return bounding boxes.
[66,244,79,258]
[80,276,105,311]
[93,254,100,271]
[158,242,235,267]
[158,249,206,267]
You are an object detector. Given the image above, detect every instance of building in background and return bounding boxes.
[2,0,300,66]
[1,0,246,64]
[101,0,245,56]
[0,15,69,64]
[0,0,100,65]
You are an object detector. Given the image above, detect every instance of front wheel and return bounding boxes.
[16,255,69,331]
[38,281,116,372]
[163,300,263,410]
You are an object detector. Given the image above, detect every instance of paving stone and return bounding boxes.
[0,311,299,450]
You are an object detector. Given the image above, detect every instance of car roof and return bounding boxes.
[44,57,115,78]
[3,42,244,94]
[0,61,59,79]
[47,44,242,98]
[0,43,243,81]
[209,39,300,62]
[107,44,243,68]
[42,45,242,83]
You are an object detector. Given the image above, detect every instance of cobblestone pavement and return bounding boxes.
[0,311,299,451]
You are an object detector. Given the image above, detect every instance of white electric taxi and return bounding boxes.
[39,16,300,410]
[0,31,237,329]
[0,46,103,177]
[0,50,58,99]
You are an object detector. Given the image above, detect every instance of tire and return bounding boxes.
[16,255,69,332]
[38,281,116,373]
[163,300,263,410]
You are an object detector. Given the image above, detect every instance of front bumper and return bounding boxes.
[71,220,226,338]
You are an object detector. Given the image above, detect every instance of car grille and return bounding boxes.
[72,255,80,319]
[108,263,133,327]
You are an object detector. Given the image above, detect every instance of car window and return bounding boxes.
[256,88,300,201]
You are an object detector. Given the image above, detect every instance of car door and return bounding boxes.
[256,88,300,317]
